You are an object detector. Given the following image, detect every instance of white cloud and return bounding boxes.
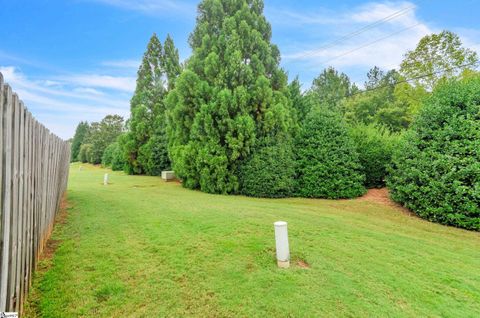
[73,87,105,95]
[91,0,195,16]
[58,74,136,93]
[278,1,433,72]
[0,66,130,139]
[102,59,140,69]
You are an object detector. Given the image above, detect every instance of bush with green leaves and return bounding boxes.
[388,78,480,231]
[137,132,170,176]
[295,109,366,199]
[350,123,400,188]
[78,143,93,164]
[111,142,127,171]
[239,138,295,198]
[102,142,117,167]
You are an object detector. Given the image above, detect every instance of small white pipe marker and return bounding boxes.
[103,173,109,185]
[274,221,290,268]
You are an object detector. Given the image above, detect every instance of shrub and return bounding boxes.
[387,78,480,231]
[350,123,400,188]
[102,142,117,167]
[78,144,93,163]
[137,133,170,176]
[111,143,127,171]
[239,140,295,198]
[295,109,366,199]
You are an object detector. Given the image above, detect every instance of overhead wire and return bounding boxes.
[294,5,416,60]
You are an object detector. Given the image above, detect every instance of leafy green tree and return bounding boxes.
[345,67,411,132]
[400,30,478,90]
[124,33,181,175]
[308,67,358,111]
[388,78,480,231]
[392,82,429,117]
[85,115,124,164]
[295,108,365,199]
[70,121,90,162]
[167,0,294,194]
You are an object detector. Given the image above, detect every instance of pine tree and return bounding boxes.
[163,34,182,90]
[288,77,310,123]
[70,121,90,162]
[167,0,294,194]
[123,33,181,175]
[309,67,358,111]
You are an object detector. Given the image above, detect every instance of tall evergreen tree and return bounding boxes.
[288,77,310,123]
[163,34,182,90]
[70,121,90,162]
[124,33,181,175]
[309,67,358,111]
[167,0,294,194]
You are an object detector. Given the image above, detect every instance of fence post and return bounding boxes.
[274,221,290,268]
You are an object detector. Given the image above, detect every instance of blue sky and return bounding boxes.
[1,0,479,138]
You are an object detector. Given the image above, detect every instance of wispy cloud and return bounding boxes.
[102,59,140,69]
[90,0,196,16]
[276,1,433,73]
[0,66,130,139]
[58,74,136,93]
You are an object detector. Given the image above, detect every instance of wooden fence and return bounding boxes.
[0,72,71,313]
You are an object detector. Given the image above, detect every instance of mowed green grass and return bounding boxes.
[24,163,480,317]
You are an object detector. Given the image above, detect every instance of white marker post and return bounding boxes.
[104,173,109,185]
[274,221,290,268]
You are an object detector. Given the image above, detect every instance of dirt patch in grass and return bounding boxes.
[296,260,310,269]
[40,195,70,260]
[358,188,394,206]
[357,188,414,216]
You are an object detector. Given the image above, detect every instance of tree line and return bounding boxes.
[71,0,479,230]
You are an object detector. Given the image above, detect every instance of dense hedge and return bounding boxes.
[350,124,400,188]
[102,141,127,171]
[388,78,480,230]
[78,144,93,164]
[239,140,295,198]
[138,132,170,176]
[101,142,116,167]
[295,109,366,199]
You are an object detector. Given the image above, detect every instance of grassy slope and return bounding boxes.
[24,164,480,317]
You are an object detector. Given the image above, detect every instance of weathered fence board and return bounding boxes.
[0,72,70,313]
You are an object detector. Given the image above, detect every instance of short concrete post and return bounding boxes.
[103,173,109,185]
[274,221,290,268]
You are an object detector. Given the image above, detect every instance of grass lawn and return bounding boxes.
[24,163,480,317]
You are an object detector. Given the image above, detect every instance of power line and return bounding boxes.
[294,5,416,60]
[319,23,421,66]
[345,61,480,98]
